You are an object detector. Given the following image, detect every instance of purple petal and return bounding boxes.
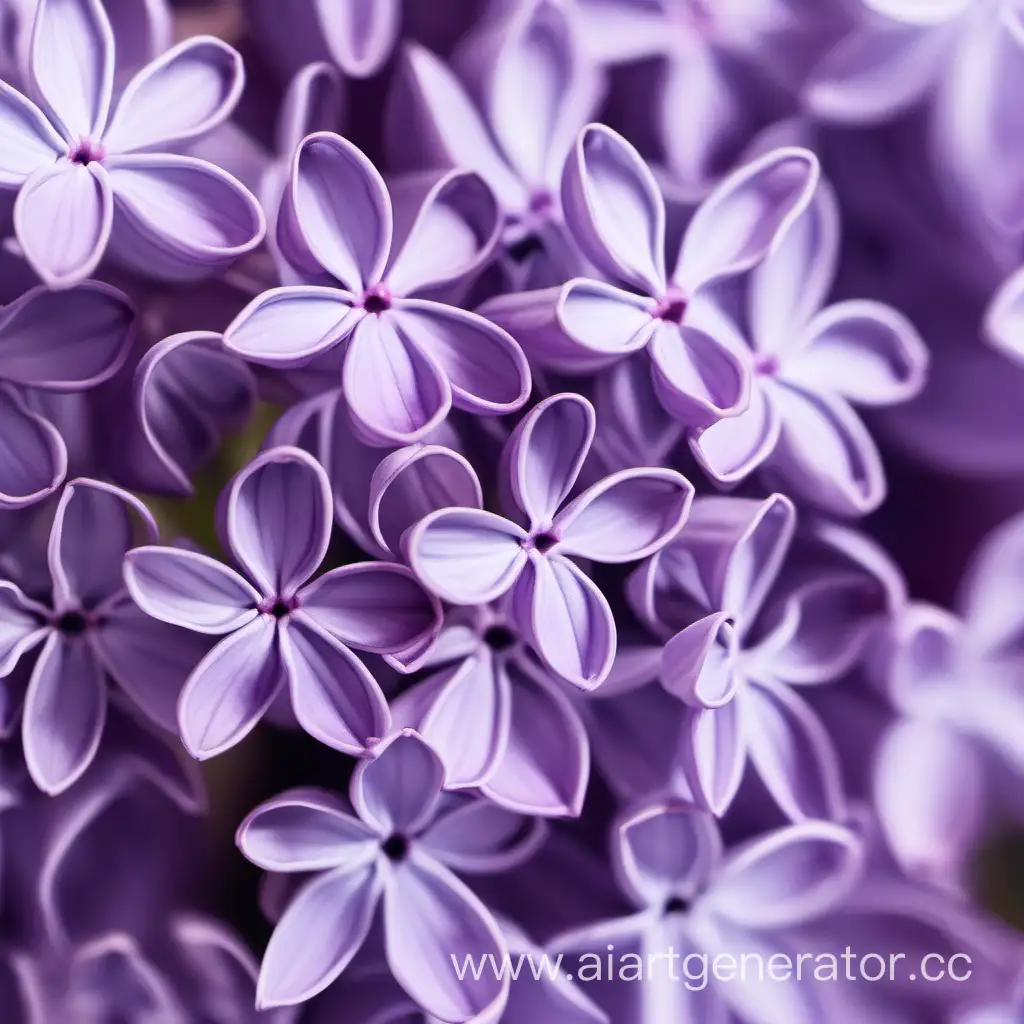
[368,443,483,557]
[864,0,969,22]
[0,282,134,390]
[178,616,284,759]
[769,383,885,515]
[744,676,845,822]
[383,853,509,1022]
[0,80,63,186]
[554,467,693,563]
[105,153,265,280]
[482,659,589,817]
[123,546,259,634]
[0,385,66,509]
[67,934,177,1020]
[28,0,113,139]
[224,286,359,368]
[874,718,984,891]
[704,821,862,928]
[0,581,47,676]
[406,508,528,605]
[275,61,344,161]
[690,383,780,483]
[225,445,331,598]
[682,701,747,817]
[257,863,382,1009]
[102,36,243,154]
[23,634,106,794]
[343,313,452,445]
[386,169,500,295]
[613,802,721,906]
[283,617,390,754]
[101,0,172,80]
[660,613,736,710]
[299,562,441,654]
[313,0,400,77]
[49,478,156,608]
[508,392,595,526]
[516,553,615,690]
[391,301,531,416]
[15,162,112,288]
[674,147,818,292]
[351,729,444,835]
[649,321,749,428]
[422,796,546,874]
[561,123,665,294]
[237,788,378,872]
[281,131,392,290]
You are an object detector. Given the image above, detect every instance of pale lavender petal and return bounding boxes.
[422,796,546,874]
[613,802,722,906]
[257,863,382,1009]
[28,0,113,139]
[0,581,47,676]
[554,467,693,563]
[275,61,344,160]
[343,313,451,446]
[351,729,444,835]
[102,36,243,154]
[105,154,265,280]
[682,701,746,817]
[864,0,969,22]
[299,562,441,654]
[23,634,106,794]
[15,162,112,288]
[386,169,500,295]
[704,821,862,928]
[368,443,482,557]
[482,658,589,816]
[123,546,259,634]
[281,131,392,290]
[786,300,929,407]
[673,147,819,292]
[178,615,284,759]
[561,123,666,294]
[508,391,595,526]
[660,613,736,710]
[223,286,359,367]
[649,321,749,427]
[874,718,984,891]
[0,385,66,509]
[66,935,177,1020]
[406,508,528,605]
[313,0,400,77]
[516,553,615,690]
[0,80,63,186]
[237,788,378,872]
[391,301,531,416]
[986,264,1024,364]
[383,853,508,1021]
[690,383,780,483]
[0,282,134,390]
[225,445,331,598]
[744,676,846,822]
[283,616,390,754]
[101,0,172,79]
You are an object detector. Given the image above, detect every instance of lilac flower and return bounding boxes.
[806,0,1024,230]
[224,131,531,446]
[237,729,542,1018]
[628,494,849,820]
[549,802,862,1024]
[124,445,442,759]
[0,0,265,287]
[0,282,134,508]
[0,478,210,793]
[691,178,928,515]
[407,392,694,689]
[484,125,818,427]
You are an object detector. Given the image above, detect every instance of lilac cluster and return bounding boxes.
[1,0,1024,1021]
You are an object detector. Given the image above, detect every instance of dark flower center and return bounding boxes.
[530,532,559,555]
[755,354,780,377]
[382,834,409,862]
[654,292,688,324]
[68,139,104,166]
[362,286,392,315]
[483,625,517,653]
[662,895,689,917]
[507,233,544,263]
[260,596,296,619]
[56,610,89,636]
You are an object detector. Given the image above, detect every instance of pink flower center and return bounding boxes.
[68,139,105,166]
[654,290,688,324]
[361,285,392,315]
[755,354,780,377]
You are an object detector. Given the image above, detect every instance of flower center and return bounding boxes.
[260,597,296,620]
[56,610,89,637]
[483,625,517,653]
[529,189,555,216]
[382,834,409,862]
[361,285,392,315]
[526,531,559,555]
[67,139,105,166]
[662,895,690,917]
[654,290,688,324]
[755,354,780,377]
